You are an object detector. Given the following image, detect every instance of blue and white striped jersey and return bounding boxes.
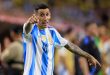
[23,23,68,75]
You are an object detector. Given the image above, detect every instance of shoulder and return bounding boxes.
[48,26,60,36]
[48,26,54,30]
[23,22,36,34]
[10,41,22,48]
[30,23,39,33]
[48,26,57,32]
[3,41,21,52]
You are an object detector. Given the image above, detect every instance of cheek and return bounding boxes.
[93,30,98,35]
[47,16,51,20]
[38,17,43,20]
[102,29,106,32]
[38,16,43,20]
[92,29,97,33]
[38,18,44,22]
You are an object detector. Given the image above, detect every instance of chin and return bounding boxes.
[41,26,47,29]
[43,24,48,27]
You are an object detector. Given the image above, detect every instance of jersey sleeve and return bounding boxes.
[52,28,68,47]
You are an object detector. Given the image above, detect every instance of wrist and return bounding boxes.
[86,54,93,60]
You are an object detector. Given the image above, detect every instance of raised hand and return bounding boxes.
[28,14,38,24]
[24,14,38,34]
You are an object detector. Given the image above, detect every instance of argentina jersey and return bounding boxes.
[23,23,68,75]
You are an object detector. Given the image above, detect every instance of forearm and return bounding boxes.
[64,41,92,59]
[23,21,33,34]
[1,49,10,62]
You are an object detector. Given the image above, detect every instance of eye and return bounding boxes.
[46,13,49,16]
[40,13,44,17]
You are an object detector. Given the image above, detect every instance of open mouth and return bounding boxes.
[42,22,48,25]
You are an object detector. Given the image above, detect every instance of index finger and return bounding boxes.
[33,14,37,19]
[96,61,101,67]
[94,62,96,68]
[32,14,38,21]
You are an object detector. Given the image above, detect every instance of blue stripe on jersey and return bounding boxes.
[41,30,49,75]
[29,36,37,75]
[29,52,35,75]
[50,30,60,45]
[22,33,26,65]
[23,42,26,65]
[40,29,46,35]
[41,51,48,75]
[31,25,38,54]
[29,25,38,75]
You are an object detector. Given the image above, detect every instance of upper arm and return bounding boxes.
[1,44,17,62]
[1,49,10,62]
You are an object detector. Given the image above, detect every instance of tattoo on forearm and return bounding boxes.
[64,42,91,59]
[25,23,32,34]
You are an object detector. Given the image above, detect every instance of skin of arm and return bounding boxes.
[24,21,33,34]
[24,14,37,34]
[1,43,17,62]
[65,41,92,59]
[64,41,101,67]
[79,57,90,75]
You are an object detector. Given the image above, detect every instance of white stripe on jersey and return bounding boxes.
[34,35,43,75]
[23,41,33,75]
[46,28,54,75]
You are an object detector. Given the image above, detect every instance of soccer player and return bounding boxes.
[23,3,101,75]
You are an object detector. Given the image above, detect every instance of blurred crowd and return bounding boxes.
[0,25,23,75]
[54,22,110,75]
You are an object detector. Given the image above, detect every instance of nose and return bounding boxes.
[42,16,48,22]
[43,15,47,20]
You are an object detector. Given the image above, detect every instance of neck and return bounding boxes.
[37,24,46,30]
[14,36,22,41]
[86,32,93,37]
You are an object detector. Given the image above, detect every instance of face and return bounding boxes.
[3,37,11,48]
[99,25,106,36]
[36,8,51,28]
[87,23,99,36]
[65,30,75,41]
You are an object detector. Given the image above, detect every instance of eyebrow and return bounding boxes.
[39,11,50,14]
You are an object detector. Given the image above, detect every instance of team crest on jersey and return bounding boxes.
[41,35,53,44]
[48,36,53,45]
[41,35,47,42]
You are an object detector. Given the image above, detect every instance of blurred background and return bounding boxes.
[0,0,110,75]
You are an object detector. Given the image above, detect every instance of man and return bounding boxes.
[77,22,101,75]
[1,26,23,75]
[98,25,110,75]
[23,3,101,75]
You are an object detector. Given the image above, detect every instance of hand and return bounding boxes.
[28,14,38,24]
[87,56,101,68]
